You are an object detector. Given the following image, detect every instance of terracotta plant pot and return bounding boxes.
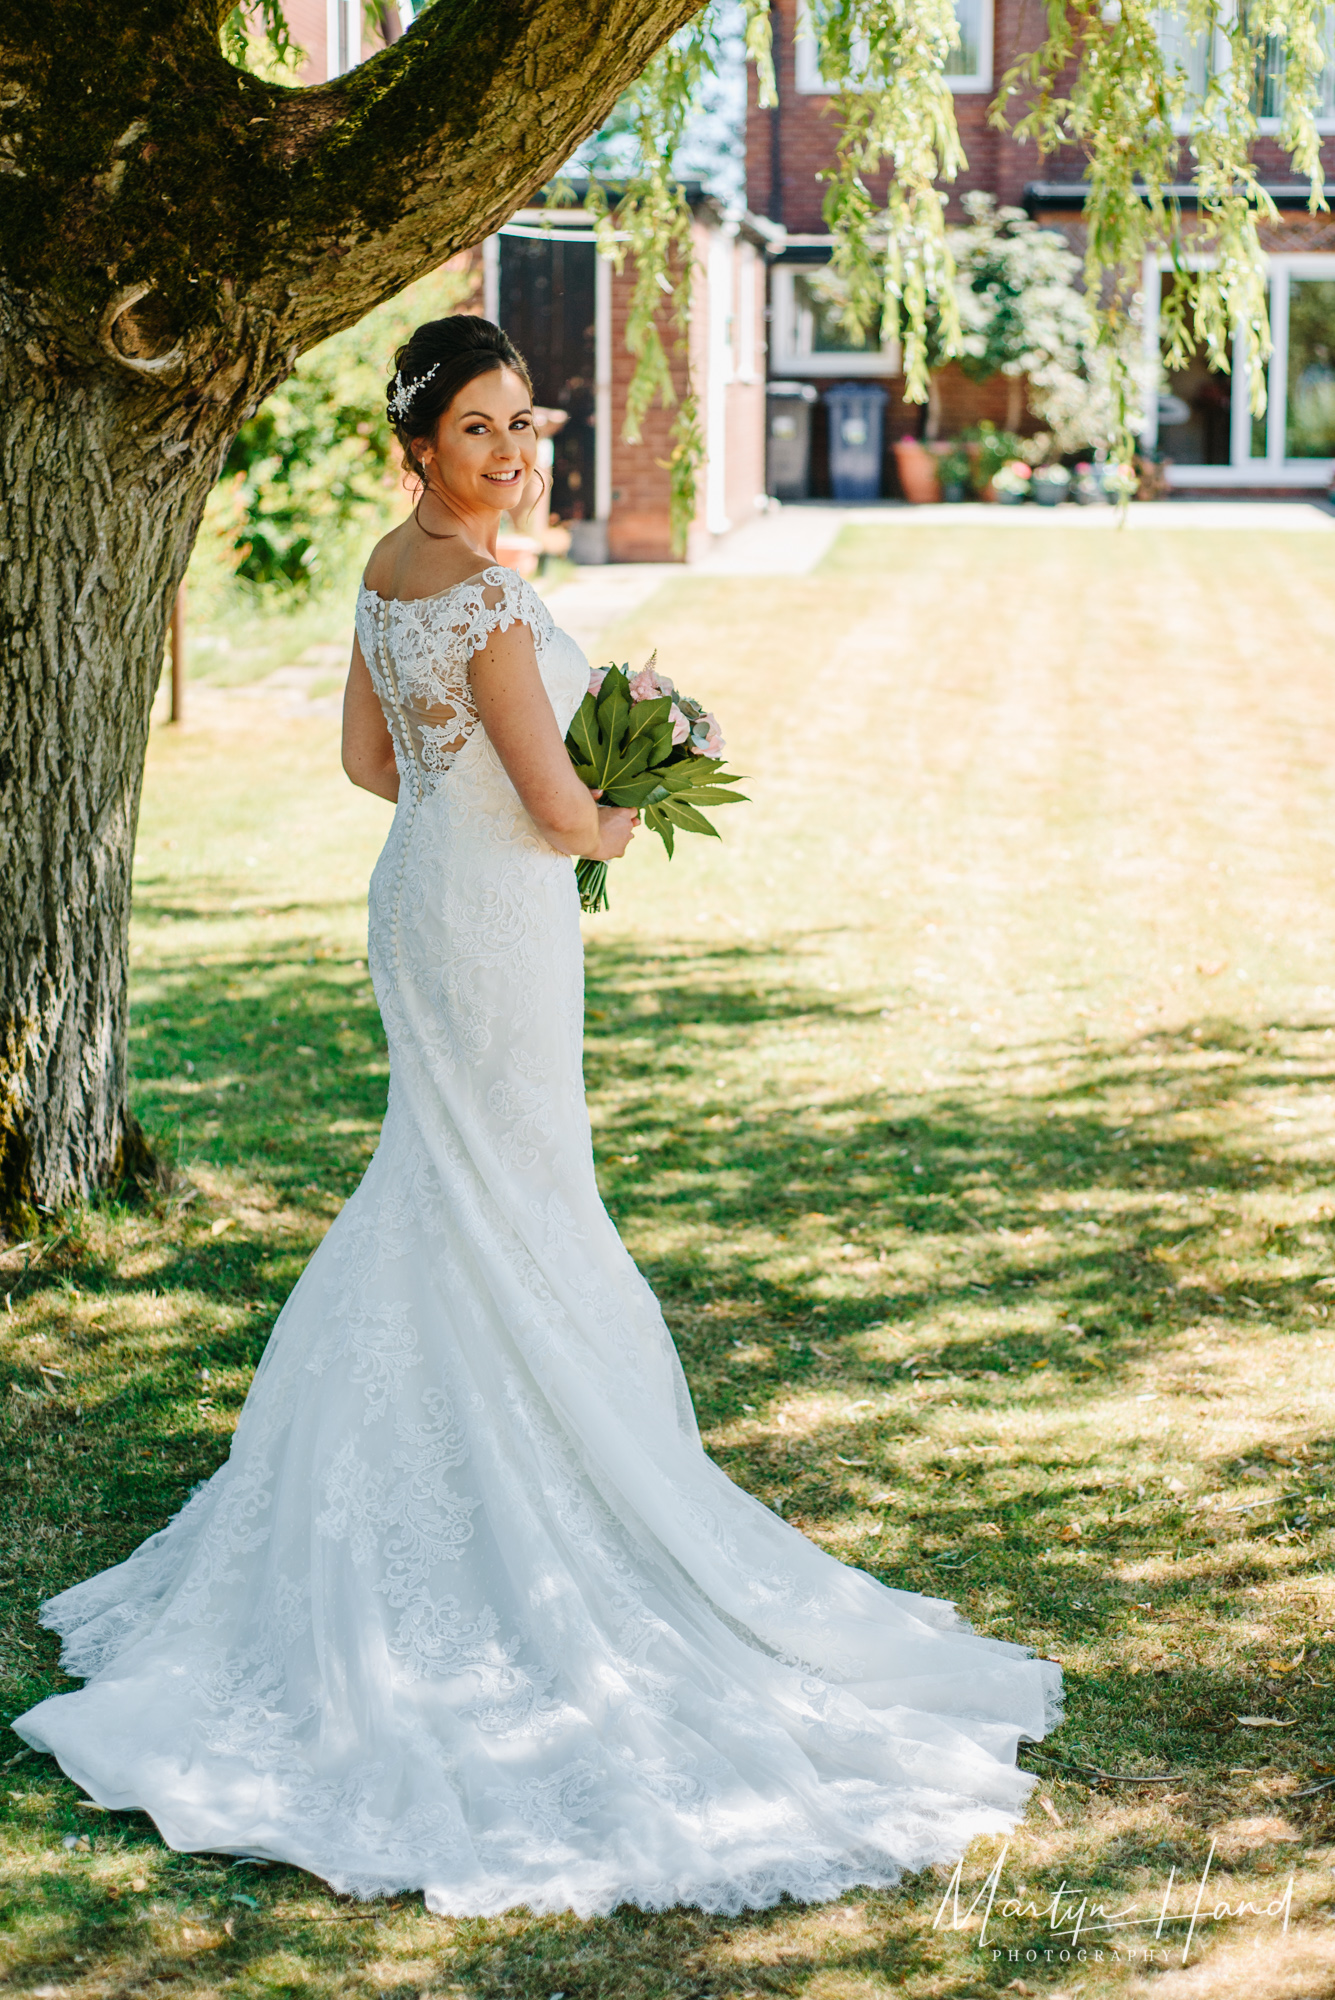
[893,436,942,505]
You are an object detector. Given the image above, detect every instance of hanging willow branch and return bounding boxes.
[622,0,1328,510]
[996,0,1329,471]
[237,0,1330,528]
[587,5,774,552]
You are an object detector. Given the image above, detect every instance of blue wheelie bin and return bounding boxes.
[823,382,888,500]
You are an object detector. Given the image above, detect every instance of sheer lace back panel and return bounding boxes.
[355,567,557,799]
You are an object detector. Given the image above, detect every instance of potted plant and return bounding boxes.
[1030,463,1071,506]
[892,434,942,504]
[1073,461,1109,505]
[963,421,1027,501]
[992,461,1031,505]
[937,443,972,502]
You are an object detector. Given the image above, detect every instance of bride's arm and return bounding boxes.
[342,637,400,803]
[469,620,636,863]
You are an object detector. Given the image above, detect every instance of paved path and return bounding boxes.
[534,563,677,658]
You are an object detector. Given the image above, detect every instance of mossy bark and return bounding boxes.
[0,0,705,1227]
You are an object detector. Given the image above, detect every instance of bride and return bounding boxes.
[14,314,1059,1917]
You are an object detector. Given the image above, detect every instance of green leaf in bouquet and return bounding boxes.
[603,774,670,809]
[673,785,749,806]
[626,694,673,743]
[654,760,710,795]
[595,666,632,726]
[643,803,675,857]
[660,798,721,838]
[566,692,605,771]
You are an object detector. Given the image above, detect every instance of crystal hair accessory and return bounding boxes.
[388,361,440,423]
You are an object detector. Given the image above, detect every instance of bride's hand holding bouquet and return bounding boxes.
[583,796,640,865]
[565,655,748,912]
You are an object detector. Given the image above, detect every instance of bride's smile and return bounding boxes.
[412,368,539,533]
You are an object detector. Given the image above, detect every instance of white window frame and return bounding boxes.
[735,240,762,383]
[769,262,902,376]
[1155,1,1335,133]
[706,225,736,535]
[1142,251,1335,485]
[326,0,361,77]
[795,0,992,94]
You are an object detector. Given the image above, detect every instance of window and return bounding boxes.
[795,0,992,94]
[769,264,902,376]
[736,242,761,383]
[326,0,360,78]
[1286,278,1335,456]
[1154,2,1335,130]
[1154,273,1233,466]
[1142,255,1335,483]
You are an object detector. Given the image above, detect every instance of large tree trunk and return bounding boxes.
[0,0,704,1229]
[0,329,234,1216]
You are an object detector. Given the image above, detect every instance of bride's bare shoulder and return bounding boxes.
[361,520,499,603]
[360,522,412,598]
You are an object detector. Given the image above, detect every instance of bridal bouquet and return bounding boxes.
[565,656,748,912]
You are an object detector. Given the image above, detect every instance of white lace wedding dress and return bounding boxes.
[14,567,1060,1917]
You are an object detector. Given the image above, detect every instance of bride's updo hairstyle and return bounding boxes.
[387,315,533,487]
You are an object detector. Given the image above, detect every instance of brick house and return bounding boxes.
[276,6,772,561]
[484,194,772,563]
[279,0,386,80]
[747,0,1335,495]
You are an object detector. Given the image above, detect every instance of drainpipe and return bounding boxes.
[768,1,784,225]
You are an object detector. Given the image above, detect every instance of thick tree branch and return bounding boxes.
[254,0,709,350]
[1,0,705,410]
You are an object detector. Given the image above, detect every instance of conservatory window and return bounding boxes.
[769,265,902,376]
[795,0,993,93]
[1142,255,1335,483]
[1153,2,1335,130]
[1281,276,1335,457]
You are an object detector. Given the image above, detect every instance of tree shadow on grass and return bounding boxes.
[3,933,1334,1994]
[581,935,1335,1784]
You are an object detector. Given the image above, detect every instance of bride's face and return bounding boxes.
[418,365,537,516]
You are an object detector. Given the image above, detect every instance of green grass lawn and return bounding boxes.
[4,520,1335,1998]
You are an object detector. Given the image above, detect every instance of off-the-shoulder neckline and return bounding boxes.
[358,564,524,610]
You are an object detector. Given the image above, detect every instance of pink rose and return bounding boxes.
[689,712,724,757]
[588,667,609,696]
[629,665,676,703]
[668,703,690,745]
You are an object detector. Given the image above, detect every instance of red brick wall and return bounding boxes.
[747,0,1335,486]
[606,255,694,563]
[607,224,768,563]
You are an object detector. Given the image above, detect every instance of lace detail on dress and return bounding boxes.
[354,568,555,801]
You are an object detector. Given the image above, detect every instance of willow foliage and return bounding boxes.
[239,2,1329,539]
[613,0,1328,532]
